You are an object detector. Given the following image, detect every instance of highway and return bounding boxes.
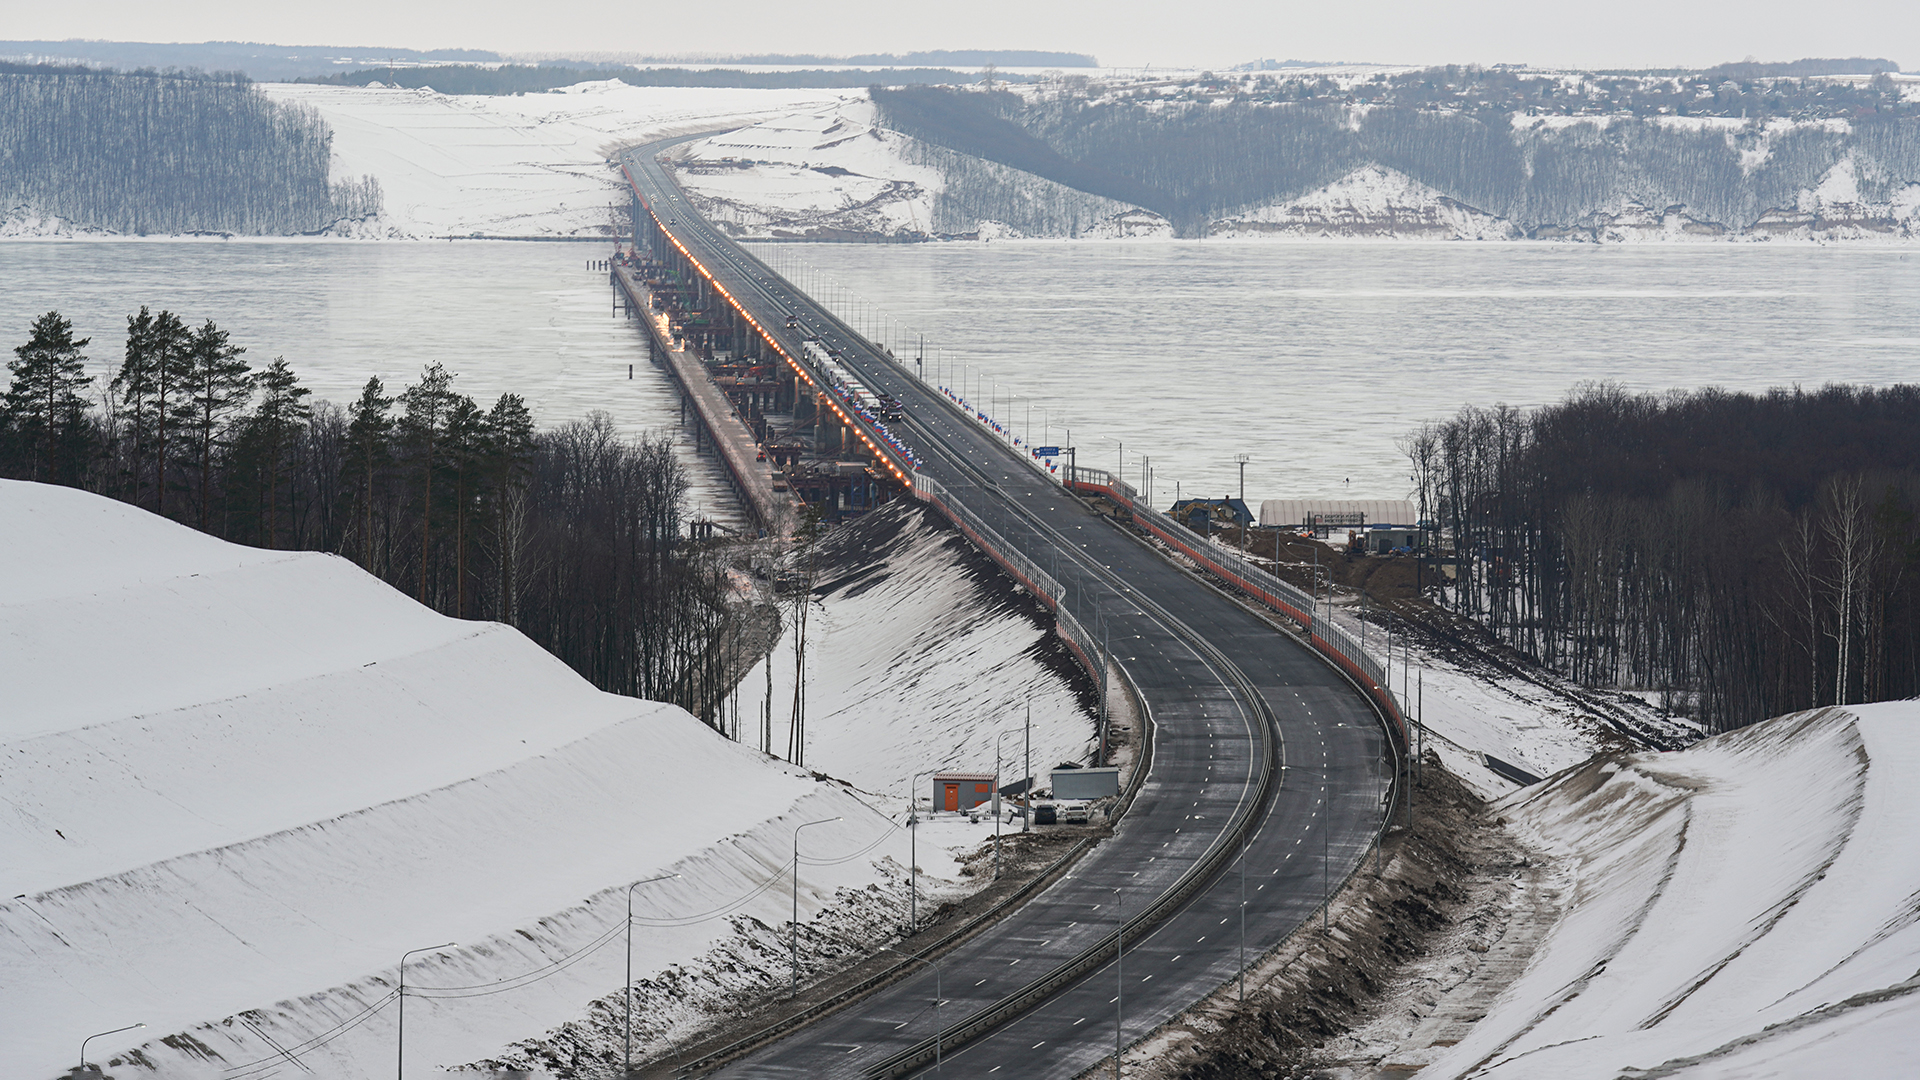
[623,137,1393,1079]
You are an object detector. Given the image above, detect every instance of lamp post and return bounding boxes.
[1113,884,1126,1080]
[398,941,455,1080]
[1024,701,1032,834]
[625,873,680,1076]
[792,816,841,999]
[880,945,945,1070]
[79,1023,144,1073]
[908,770,937,932]
[994,729,1017,879]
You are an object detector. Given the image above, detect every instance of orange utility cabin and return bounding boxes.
[931,772,996,812]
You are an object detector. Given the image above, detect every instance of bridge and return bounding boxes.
[618,134,1403,1079]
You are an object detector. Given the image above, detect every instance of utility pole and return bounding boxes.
[1236,453,1251,503]
[1024,701,1032,834]
[1115,886,1125,1080]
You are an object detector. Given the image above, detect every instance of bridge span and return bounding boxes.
[620,135,1401,1079]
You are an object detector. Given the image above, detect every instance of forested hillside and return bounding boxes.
[0,66,380,235]
[1405,384,1920,733]
[875,70,1920,236]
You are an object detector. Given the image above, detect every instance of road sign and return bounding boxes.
[1034,446,1061,457]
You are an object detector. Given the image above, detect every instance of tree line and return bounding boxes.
[2,309,752,727]
[0,67,381,234]
[296,63,1019,95]
[874,83,1920,236]
[1402,383,1920,732]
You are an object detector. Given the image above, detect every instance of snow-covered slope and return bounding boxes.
[260,81,856,238]
[733,502,1098,795]
[1419,702,1920,1078]
[0,481,931,1079]
[668,99,1170,240]
[1207,166,1522,241]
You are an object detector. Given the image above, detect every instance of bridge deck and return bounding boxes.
[613,264,788,533]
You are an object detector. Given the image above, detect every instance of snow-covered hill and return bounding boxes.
[0,481,959,1079]
[1413,702,1920,1078]
[1207,165,1521,241]
[666,99,1169,240]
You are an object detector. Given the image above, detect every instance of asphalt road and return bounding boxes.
[623,139,1392,1079]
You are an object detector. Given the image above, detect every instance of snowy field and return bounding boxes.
[260,81,859,238]
[1414,702,1920,1078]
[0,481,1053,1079]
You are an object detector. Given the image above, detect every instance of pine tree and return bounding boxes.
[399,363,457,603]
[446,394,486,618]
[111,307,191,513]
[4,311,93,483]
[245,357,311,547]
[174,319,251,530]
[485,393,537,623]
[343,376,394,573]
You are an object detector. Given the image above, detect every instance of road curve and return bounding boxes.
[622,138,1393,1079]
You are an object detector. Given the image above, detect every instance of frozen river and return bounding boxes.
[755,241,1920,507]
[5,239,1917,517]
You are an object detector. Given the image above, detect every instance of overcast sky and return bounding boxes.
[11,0,1918,71]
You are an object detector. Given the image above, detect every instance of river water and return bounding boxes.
[6,240,1917,518]
[755,241,1920,507]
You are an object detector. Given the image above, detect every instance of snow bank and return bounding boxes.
[1420,702,1920,1078]
[0,480,935,1079]
[259,81,856,238]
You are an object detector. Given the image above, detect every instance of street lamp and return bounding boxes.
[625,873,680,1076]
[398,941,455,1080]
[994,729,1017,879]
[792,816,841,999]
[908,769,937,932]
[79,1023,144,1073]
[879,945,944,1071]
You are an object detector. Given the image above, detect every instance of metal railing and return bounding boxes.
[1061,467,1406,744]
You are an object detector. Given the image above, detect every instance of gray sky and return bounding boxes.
[11,0,1918,71]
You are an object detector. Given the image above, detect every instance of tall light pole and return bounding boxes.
[398,941,455,1080]
[1236,453,1251,503]
[1024,701,1032,834]
[908,769,937,932]
[792,816,841,999]
[625,873,680,1076]
[80,1023,144,1073]
[1239,829,1248,1002]
[1114,885,1125,1080]
[880,945,945,1071]
[994,729,1016,878]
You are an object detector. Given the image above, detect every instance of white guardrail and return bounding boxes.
[911,473,1102,683]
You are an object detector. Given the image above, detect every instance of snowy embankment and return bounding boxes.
[1413,702,1920,1078]
[734,501,1099,797]
[0,481,980,1079]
